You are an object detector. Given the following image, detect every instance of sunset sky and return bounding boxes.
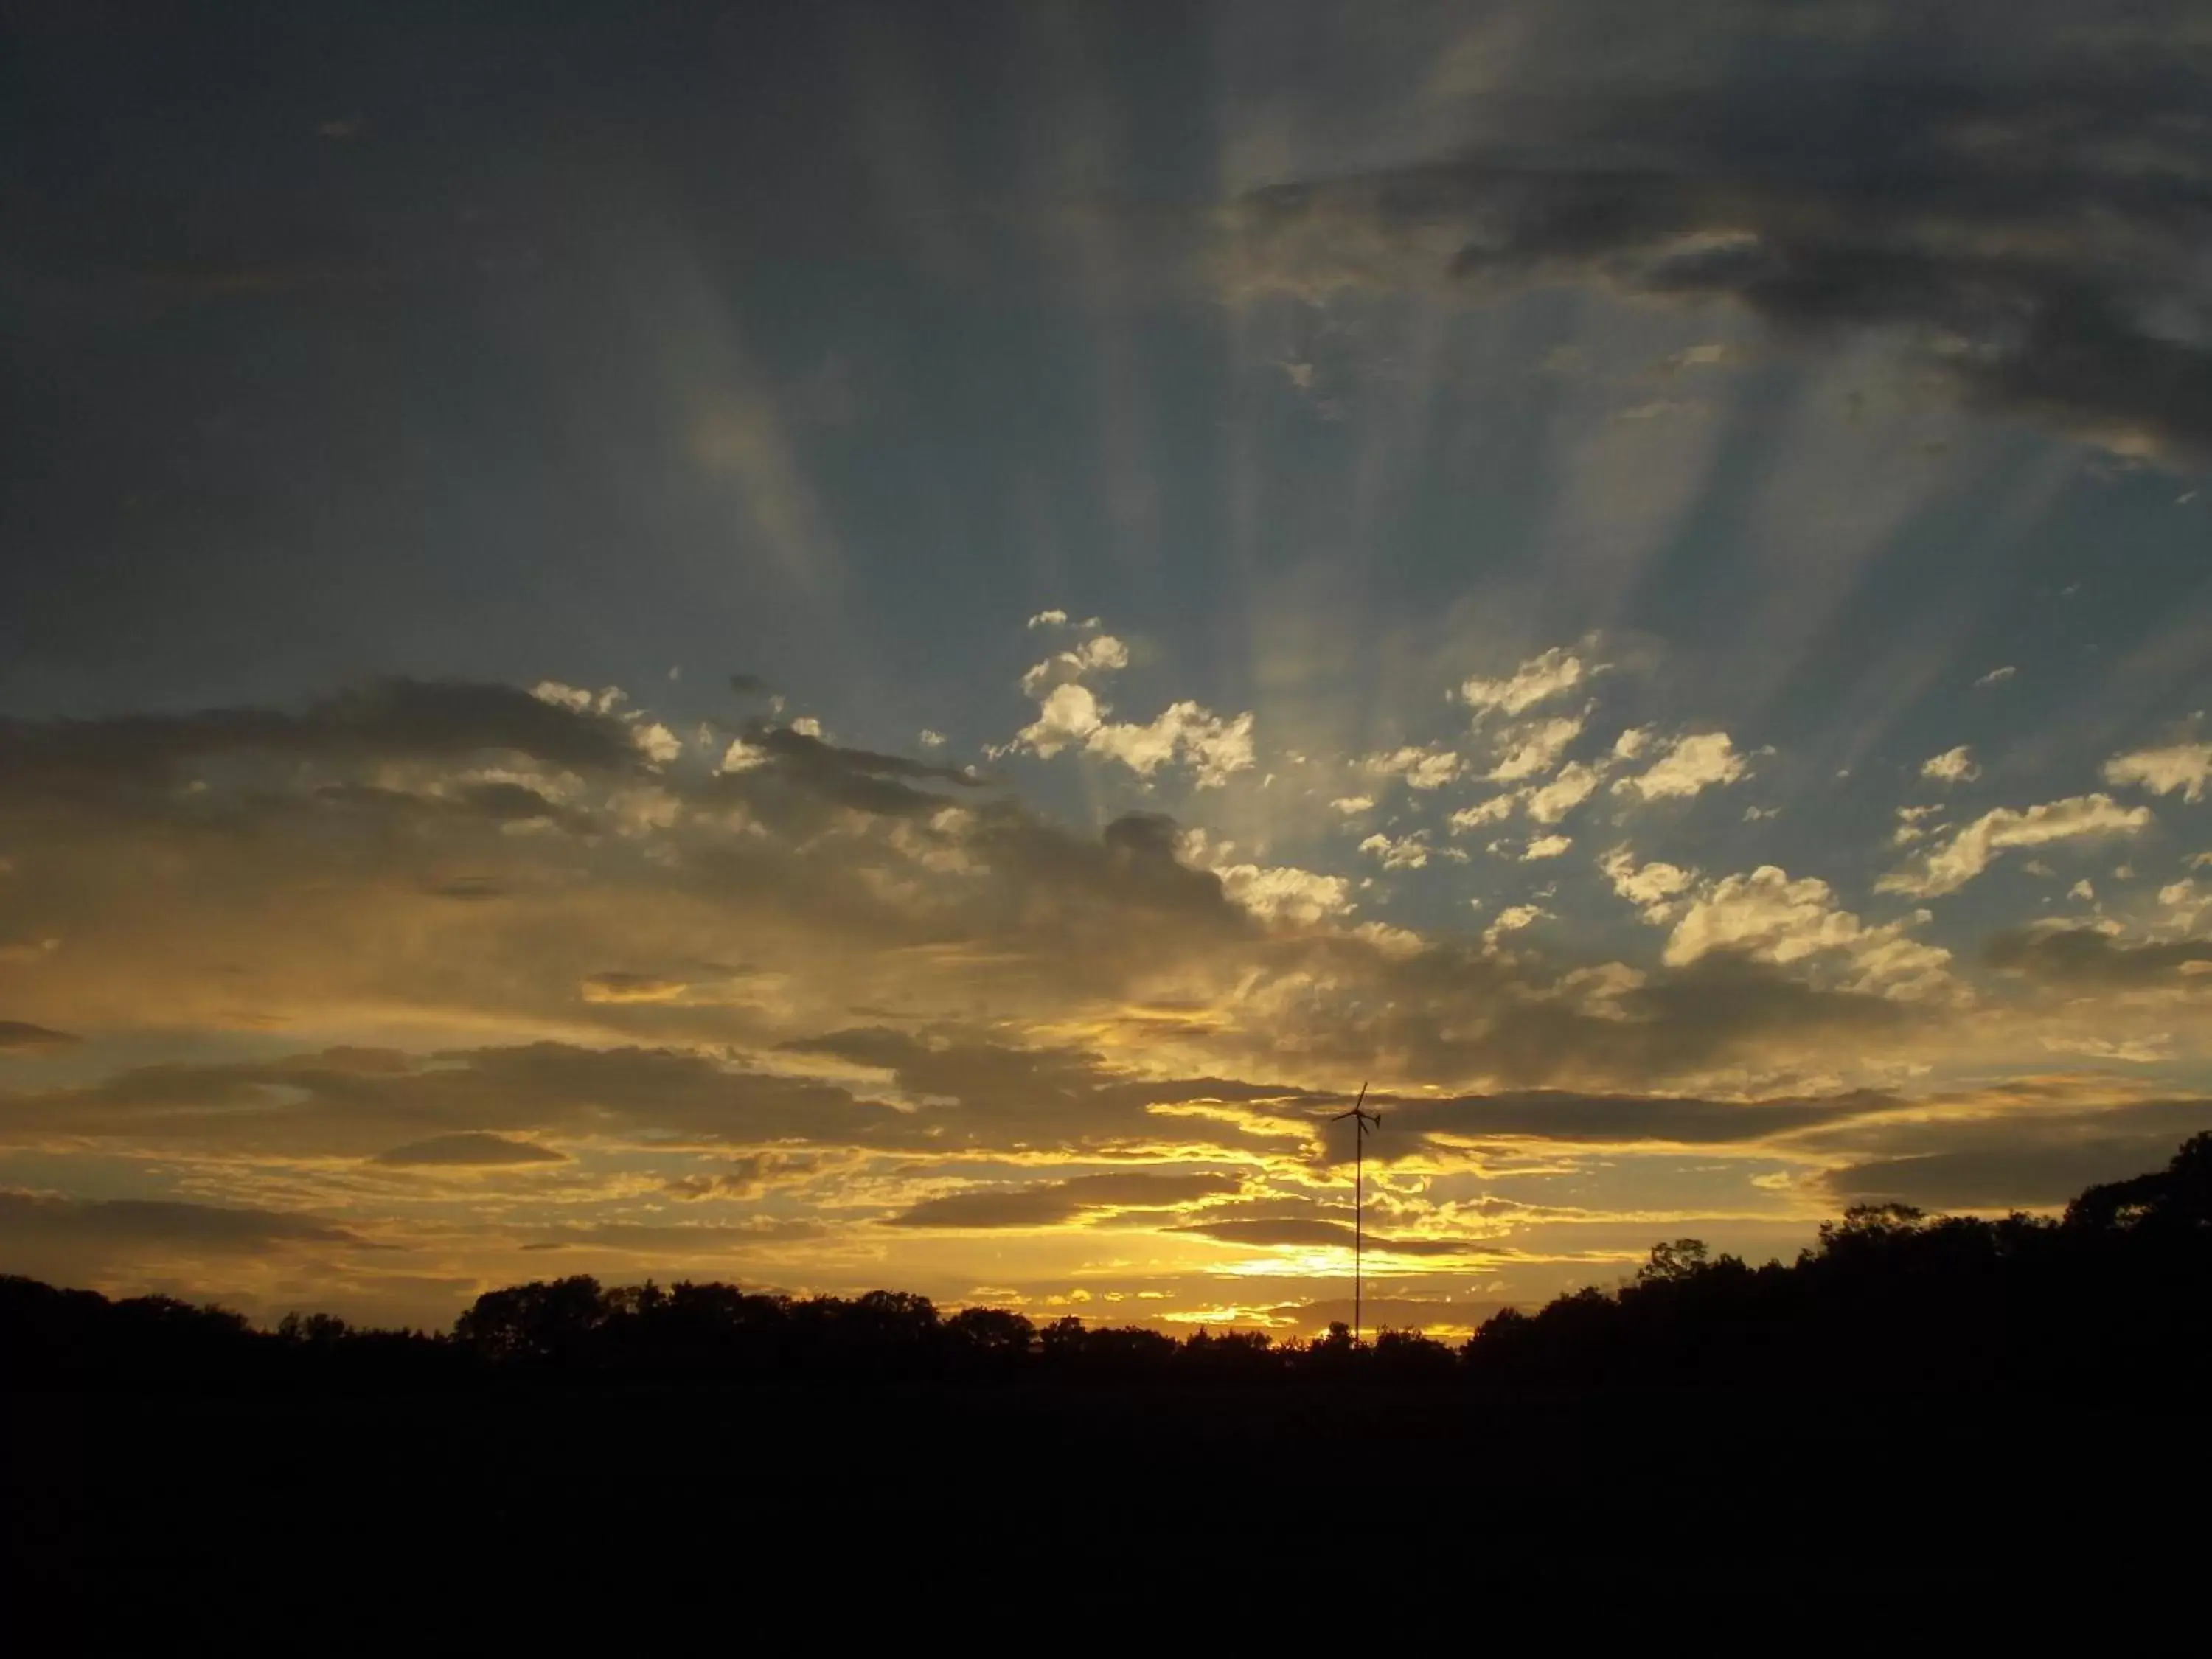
[4,1,2211,1335]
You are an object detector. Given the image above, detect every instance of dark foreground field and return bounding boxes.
[6,1380,2204,1629]
[13,1141,2212,1631]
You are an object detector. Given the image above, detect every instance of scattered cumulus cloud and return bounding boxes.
[1214,861,1355,927]
[1893,804,1944,846]
[1483,904,1546,946]
[1921,745,1980,785]
[1360,831,1433,871]
[1449,795,1518,833]
[1364,745,1464,790]
[1879,794,2153,899]
[1020,633,1130,698]
[1598,846,1695,915]
[2104,742,2212,804]
[1525,761,1603,825]
[1487,714,1586,783]
[1458,647,1594,718]
[1086,703,1256,789]
[1015,683,1105,758]
[1613,733,1747,801]
[1658,865,1951,998]
[1005,620,1254,788]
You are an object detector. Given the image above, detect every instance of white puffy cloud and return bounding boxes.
[1613,732,1747,801]
[1085,701,1256,788]
[2104,742,2212,803]
[1179,830,1357,928]
[718,736,770,773]
[1483,904,1546,945]
[532,681,626,716]
[1331,796,1376,815]
[1878,794,2153,899]
[1015,682,1104,757]
[1520,835,1573,861]
[538,680,678,765]
[1487,714,1586,782]
[1459,647,1593,717]
[1920,745,1980,785]
[1661,865,1952,998]
[1026,609,1070,630]
[1525,760,1603,824]
[2157,877,2211,932]
[1448,795,1517,832]
[1892,804,1944,846]
[1598,845,1695,916]
[630,722,682,765]
[1359,831,1432,871]
[919,729,947,748]
[1363,745,1464,790]
[1213,861,1355,927]
[1020,633,1130,697]
[1975,666,2017,689]
[1006,623,1253,787]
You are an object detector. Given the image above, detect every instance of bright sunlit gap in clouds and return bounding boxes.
[2,0,2211,1337]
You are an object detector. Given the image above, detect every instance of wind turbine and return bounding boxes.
[1332,1083,1382,1343]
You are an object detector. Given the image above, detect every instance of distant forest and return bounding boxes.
[7,1135,2209,1397]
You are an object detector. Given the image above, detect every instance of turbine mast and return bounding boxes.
[1331,1083,1382,1343]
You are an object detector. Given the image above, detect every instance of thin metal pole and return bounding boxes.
[1353,1117,1363,1345]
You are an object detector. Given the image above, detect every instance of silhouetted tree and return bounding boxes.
[8,1135,2212,1401]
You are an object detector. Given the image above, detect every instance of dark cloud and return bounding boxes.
[0,1043,917,1159]
[714,721,986,819]
[0,678,641,801]
[886,1170,1243,1228]
[662,1150,834,1201]
[1985,926,2212,986]
[0,1191,360,1255]
[0,1020,77,1054]
[1373,1083,1899,1157]
[779,1026,1305,1149]
[515,1217,827,1254]
[1167,1215,1495,1258]
[311,781,594,835]
[1822,1141,2187,1211]
[1228,3,2212,463]
[728,674,773,698]
[426,876,507,902]
[370,1133,566,1168]
[580,971,688,1003]
[1218,944,1920,1100]
[1808,1096,2212,1209]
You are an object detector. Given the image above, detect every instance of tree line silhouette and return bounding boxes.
[6,1134,2208,1397]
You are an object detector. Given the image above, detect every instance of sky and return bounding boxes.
[3,0,2211,1335]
